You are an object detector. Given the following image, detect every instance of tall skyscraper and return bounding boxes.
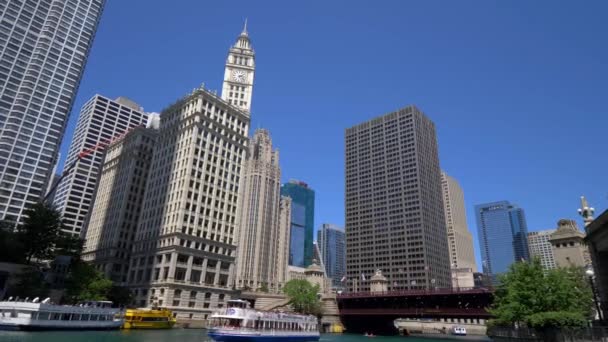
[345,105,451,291]
[475,201,530,278]
[317,223,346,288]
[221,20,254,114]
[128,85,251,317]
[126,25,255,317]
[440,171,477,271]
[0,0,106,224]
[53,95,147,235]
[234,129,290,293]
[281,180,315,267]
[81,120,158,283]
[527,229,557,270]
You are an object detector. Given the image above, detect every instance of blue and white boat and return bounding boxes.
[207,299,320,341]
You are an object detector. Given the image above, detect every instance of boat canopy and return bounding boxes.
[226,299,250,309]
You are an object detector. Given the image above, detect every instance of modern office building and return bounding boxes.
[440,171,477,271]
[0,0,106,224]
[317,223,346,287]
[475,201,530,278]
[234,129,290,293]
[81,120,158,283]
[345,105,451,291]
[53,95,147,235]
[549,219,591,268]
[125,25,254,320]
[527,229,557,270]
[281,180,315,267]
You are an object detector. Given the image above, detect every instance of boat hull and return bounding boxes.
[122,321,175,329]
[208,331,320,342]
[0,324,120,331]
[0,321,122,331]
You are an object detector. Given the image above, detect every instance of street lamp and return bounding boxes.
[586,269,604,322]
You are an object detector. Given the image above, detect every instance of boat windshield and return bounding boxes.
[210,317,242,328]
[226,300,249,309]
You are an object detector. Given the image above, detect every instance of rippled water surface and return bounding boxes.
[0,329,492,342]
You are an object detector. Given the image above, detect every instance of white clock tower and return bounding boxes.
[221,20,255,114]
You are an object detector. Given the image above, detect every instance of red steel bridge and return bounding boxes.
[336,288,494,335]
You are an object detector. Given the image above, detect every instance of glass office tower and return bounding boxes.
[317,223,346,287]
[281,180,315,267]
[476,201,530,279]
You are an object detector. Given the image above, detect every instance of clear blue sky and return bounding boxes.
[58,0,608,268]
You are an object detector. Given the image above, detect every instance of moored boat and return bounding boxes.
[0,298,123,331]
[207,299,320,341]
[122,307,176,329]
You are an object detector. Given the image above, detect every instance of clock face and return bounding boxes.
[231,70,247,83]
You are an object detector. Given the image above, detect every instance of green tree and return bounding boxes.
[283,279,323,316]
[490,257,593,330]
[7,267,49,299]
[107,286,134,307]
[54,232,84,258]
[16,202,64,263]
[0,227,25,263]
[259,283,269,293]
[64,261,112,303]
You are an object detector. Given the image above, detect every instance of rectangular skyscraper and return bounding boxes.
[317,223,346,288]
[281,180,315,267]
[127,87,250,318]
[475,201,530,278]
[441,171,477,271]
[0,0,105,224]
[345,105,451,291]
[527,229,557,270]
[82,123,158,283]
[53,95,147,235]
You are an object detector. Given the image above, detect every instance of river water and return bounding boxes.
[0,329,489,341]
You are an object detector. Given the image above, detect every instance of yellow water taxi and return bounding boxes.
[122,308,176,329]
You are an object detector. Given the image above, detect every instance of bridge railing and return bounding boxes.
[336,287,493,298]
[338,307,491,317]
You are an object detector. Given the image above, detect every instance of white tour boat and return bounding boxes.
[0,298,123,331]
[207,299,320,341]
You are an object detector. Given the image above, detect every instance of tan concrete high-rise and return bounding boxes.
[440,171,477,272]
[234,129,290,293]
[82,119,158,283]
[345,105,451,291]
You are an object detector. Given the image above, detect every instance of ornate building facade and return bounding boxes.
[234,129,290,293]
[549,219,591,268]
[127,26,254,320]
[221,21,255,114]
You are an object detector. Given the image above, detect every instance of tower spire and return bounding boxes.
[242,18,248,36]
